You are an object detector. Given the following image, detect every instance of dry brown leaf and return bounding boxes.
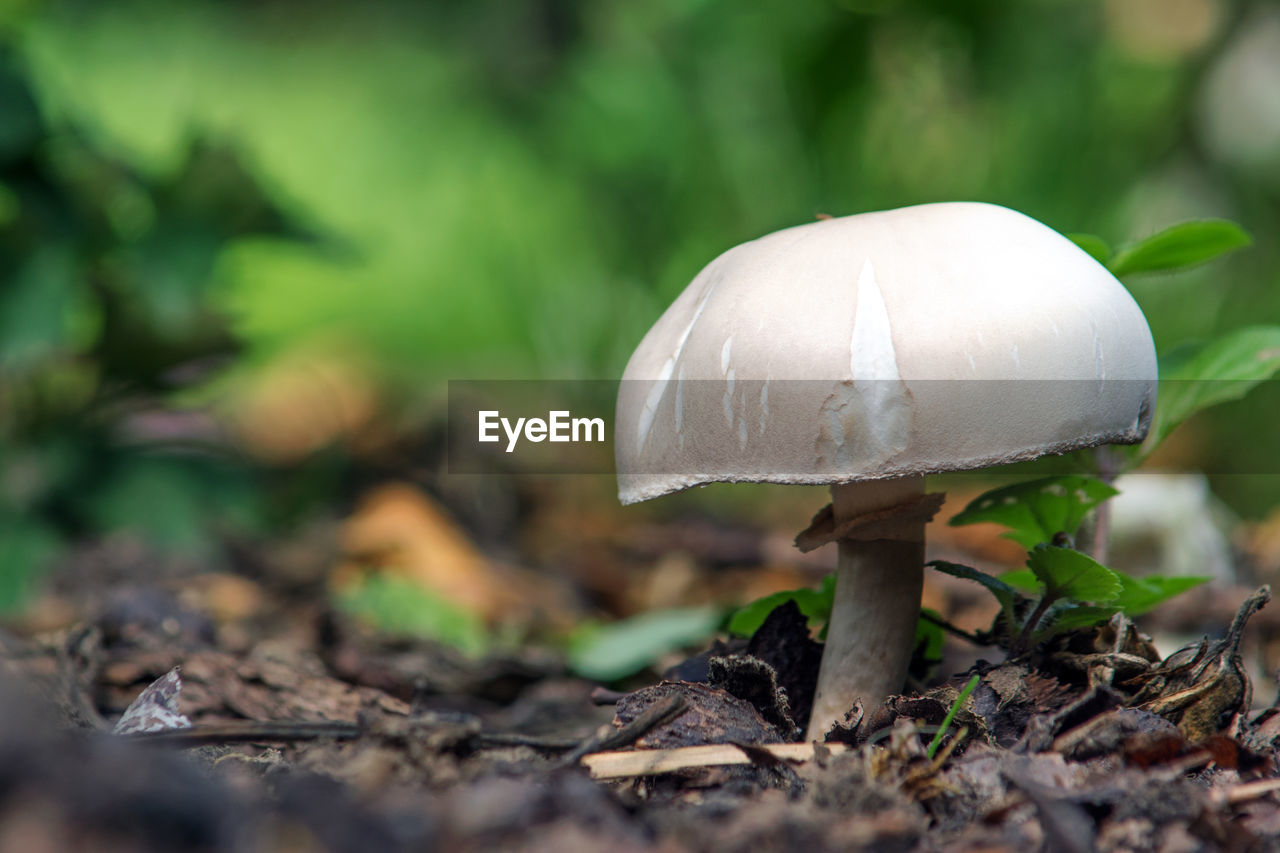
[335,483,524,625]
[227,338,380,463]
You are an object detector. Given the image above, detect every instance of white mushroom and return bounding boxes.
[615,202,1157,740]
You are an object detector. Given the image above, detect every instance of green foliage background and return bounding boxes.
[3,0,1280,603]
[13,1,1280,377]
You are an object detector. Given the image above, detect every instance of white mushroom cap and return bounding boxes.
[616,202,1157,505]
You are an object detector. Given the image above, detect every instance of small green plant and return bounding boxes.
[929,475,1210,656]
[727,574,835,639]
[729,216,1267,661]
[926,673,980,760]
[1067,219,1251,278]
[732,474,1211,661]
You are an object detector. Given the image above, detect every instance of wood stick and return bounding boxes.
[558,695,687,768]
[581,741,849,779]
[1215,777,1280,806]
[122,720,361,747]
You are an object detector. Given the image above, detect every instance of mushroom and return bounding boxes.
[615,202,1157,739]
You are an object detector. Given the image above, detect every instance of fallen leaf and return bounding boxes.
[335,483,531,627]
[112,667,191,734]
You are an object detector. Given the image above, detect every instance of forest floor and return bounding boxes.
[3,483,1280,852]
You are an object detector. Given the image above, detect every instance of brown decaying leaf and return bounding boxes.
[744,600,823,729]
[334,483,529,625]
[861,680,986,754]
[823,699,864,745]
[1052,708,1178,761]
[612,682,782,750]
[1136,586,1270,740]
[100,644,408,725]
[707,655,800,741]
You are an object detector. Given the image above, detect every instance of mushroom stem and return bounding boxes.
[806,476,926,740]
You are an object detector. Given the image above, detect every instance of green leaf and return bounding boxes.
[1026,545,1121,603]
[948,476,1118,549]
[1067,233,1111,265]
[335,575,488,655]
[0,246,86,368]
[999,569,1040,592]
[727,574,834,637]
[926,673,980,760]
[928,560,1023,633]
[1143,326,1280,455]
[1107,220,1251,278]
[568,606,724,682]
[1039,604,1117,633]
[927,561,1020,611]
[1111,572,1210,616]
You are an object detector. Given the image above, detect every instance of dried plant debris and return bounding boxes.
[112,666,192,734]
[662,636,748,683]
[822,699,864,745]
[1132,587,1270,739]
[613,682,784,749]
[1051,708,1179,762]
[858,680,985,755]
[970,664,1074,746]
[661,599,821,728]
[707,655,800,741]
[743,600,823,727]
[5,572,1280,850]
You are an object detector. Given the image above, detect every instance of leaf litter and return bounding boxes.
[4,531,1280,850]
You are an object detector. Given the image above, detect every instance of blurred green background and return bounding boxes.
[2,0,1279,610]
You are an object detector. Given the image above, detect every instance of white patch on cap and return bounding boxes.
[637,357,675,453]
[636,285,718,452]
[848,259,910,464]
[759,380,769,434]
[1092,320,1105,386]
[850,260,900,384]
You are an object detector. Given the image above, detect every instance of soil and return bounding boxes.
[3,499,1280,852]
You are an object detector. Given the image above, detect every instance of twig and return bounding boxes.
[918,609,985,644]
[125,719,587,753]
[121,720,361,747]
[1215,777,1280,806]
[559,695,687,768]
[1223,587,1271,658]
[473,732,581,751]
[581,741,850,779]
[1015,594,1056,657]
